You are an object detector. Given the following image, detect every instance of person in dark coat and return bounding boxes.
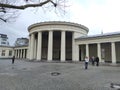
[95,56,99,66]
[12,56,15,64]
[91,56,95,66]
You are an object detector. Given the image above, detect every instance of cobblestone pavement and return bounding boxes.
[0,59,120,90]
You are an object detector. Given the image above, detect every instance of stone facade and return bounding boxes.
[75,33,120,63]
[28,21,89,61]
[0,45,13,58]
[0,21,120,63]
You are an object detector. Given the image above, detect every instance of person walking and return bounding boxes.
[12,56,15,64]
[84,56,89,69]
[91,56,95,66]
[95,56,99,66]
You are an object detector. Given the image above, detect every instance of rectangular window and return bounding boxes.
[1,42,6,44]
[2,38,7,41]
[9,50,12,56]
[1,50,5,56]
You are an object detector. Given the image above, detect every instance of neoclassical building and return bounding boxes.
[27,21,120,63]
[28,21,89,61]
[76,33,120,63]
[0,21,120,64]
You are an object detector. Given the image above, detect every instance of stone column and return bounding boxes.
[97,43,101,62]
[18,49,20,59]
[28,35,31,59]
[21,49,23,59]
[23,49,26,59]
[26,49,29,59]
[111,42,116,64]
[72,32,76,61]
[14,50,16,58]
[75,45,79,61]
[37,32,42,61]
[61,31,66,61]
[30,33,34,60]
[16,50,17,58]
[86,44,89,58]
[16,50,18,58]
[17,50,19,58]
[18,49,20,58]
[48,31,53,61]
[34,38,37,59]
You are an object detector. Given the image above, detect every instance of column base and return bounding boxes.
[36,59,41,61]
[111,62,117,66]
[61,60,66,62]
[72,59,79,62]
[48,59,52,62]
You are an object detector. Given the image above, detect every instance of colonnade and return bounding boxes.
[78,41,120,64]
[14,49,27,59]
[29,31,76,61]
[26,32,120,63]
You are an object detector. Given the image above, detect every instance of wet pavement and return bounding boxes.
[0,59,120,90]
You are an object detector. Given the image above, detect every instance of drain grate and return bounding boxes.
[111,83,120,90]
[22,68,27,70]
[51,72,61,76]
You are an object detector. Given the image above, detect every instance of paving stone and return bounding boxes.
[0,59,119,90]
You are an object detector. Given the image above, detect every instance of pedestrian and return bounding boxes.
[12,56,15,64]
[84,56,89,69]
[95,56,99,66]
[91,56,95,66]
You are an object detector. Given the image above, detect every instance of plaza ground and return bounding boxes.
[0,59,120,90]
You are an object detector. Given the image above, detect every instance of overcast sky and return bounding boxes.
[1,0,120,45]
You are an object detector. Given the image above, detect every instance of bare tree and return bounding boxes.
[0,0,66,22]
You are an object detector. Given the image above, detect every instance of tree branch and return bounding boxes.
[0,0,56,10]
[0,17,6,22]
[0,8,6,13]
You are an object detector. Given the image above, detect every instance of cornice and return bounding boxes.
[76,32,120,41]
[28,21,89,33]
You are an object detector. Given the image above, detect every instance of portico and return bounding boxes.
[76,33,120,63]
[28,31,78,61]
[14,46,28,59]
[28,21,89,61]
[26,21,120,63]
[1,21,120,64]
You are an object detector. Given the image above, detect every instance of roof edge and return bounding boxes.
[28,21,89,32]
